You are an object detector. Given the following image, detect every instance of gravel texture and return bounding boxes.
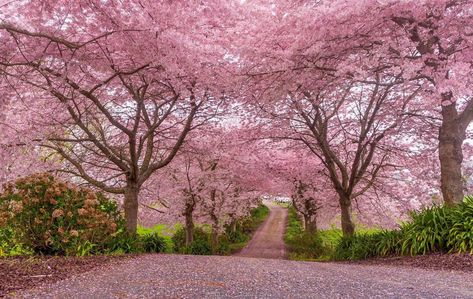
[236,203,287,259]
[1,255,129,298]
[16,253,473,298]
[351,253,473,272]
[11,206,473,298]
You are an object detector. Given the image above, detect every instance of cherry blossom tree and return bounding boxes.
[145,127,265,247]
[0,0,238,233]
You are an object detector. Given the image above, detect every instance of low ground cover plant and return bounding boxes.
[286,197,473,261]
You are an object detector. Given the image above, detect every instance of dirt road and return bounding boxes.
[236,204,287,259]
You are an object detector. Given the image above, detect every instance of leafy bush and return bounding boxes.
[286,207,345,260]
[333,234,379,260]
[0,173,124,256]
[105,232,143,255]
[140,232,167,253]
[239,205,269,233]
[399,205,454,255]
[332,196,473,260]
[447,196,473,253]
[285,207,314,259]
[172,226,212,255]
[373,229,404,256]
[225,228,248,244]
[0,227,32,256]
[137,224,175,253]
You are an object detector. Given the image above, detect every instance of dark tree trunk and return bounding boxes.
[231,220,237,233]
[303,214,317,233]
[210,225,218,253]
[439,102,465,206]
[339,195,355,236]
[184,210,194,247]
[124,181,140,234]
[209,189,219,253]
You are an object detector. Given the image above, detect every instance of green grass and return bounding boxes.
[137,224,180,253]
[284,206,383,261]
[285,197,473,261]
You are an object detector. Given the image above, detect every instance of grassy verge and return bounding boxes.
[284,207,340,261]
[285,196,473,261]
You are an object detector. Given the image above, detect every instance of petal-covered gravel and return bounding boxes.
[16,253,473,298]
[0,255,129,298]
[350,253,473,272]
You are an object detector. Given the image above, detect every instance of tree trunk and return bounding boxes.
[339,195,355,236]
[210,225,219,254]
[231,220,237,233]
[439,102,465,206]
[304,214,317,233]
[300,214,306,231]
[184,210,194,247]
[124,182,140,234]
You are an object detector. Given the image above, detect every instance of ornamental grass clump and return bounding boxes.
[0,173,124,255]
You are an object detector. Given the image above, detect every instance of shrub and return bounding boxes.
[225,228,248,243]
[333,234,379,260]
[172,226,212,255]
[140,232,167,253]
[373,229,404,256]
[447,196,473,253]
[238,204,269,234]
[0,173,124,256]
[332,196,473,260]
[0,226,32,256]
[399,205,454,255]
[284,207,339,260]
[105,232,143,255]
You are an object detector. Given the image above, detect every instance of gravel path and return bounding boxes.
[236,203,287,259]
[17,254,473,298]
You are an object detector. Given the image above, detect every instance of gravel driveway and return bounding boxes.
[17,254,473,298]
[13,206,473,298]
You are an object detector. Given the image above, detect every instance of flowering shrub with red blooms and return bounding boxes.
[0,173,124,255]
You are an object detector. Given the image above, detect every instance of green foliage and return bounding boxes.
[332,196,473,260]
[0,174,124,256]
[285,207,318,260]
[172,226,212,255]
[239,204,270,234]
[105,233,143,255]
[170,204,269,256]
[137,224,176,253]
[140,232,167,253]
[285,207,343,260]
[373,229,404,256]
[447,196,473,254]
[399,205,453,255]
[0,227,32,256]
[332,234,379,260]
[225,228,248,244]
